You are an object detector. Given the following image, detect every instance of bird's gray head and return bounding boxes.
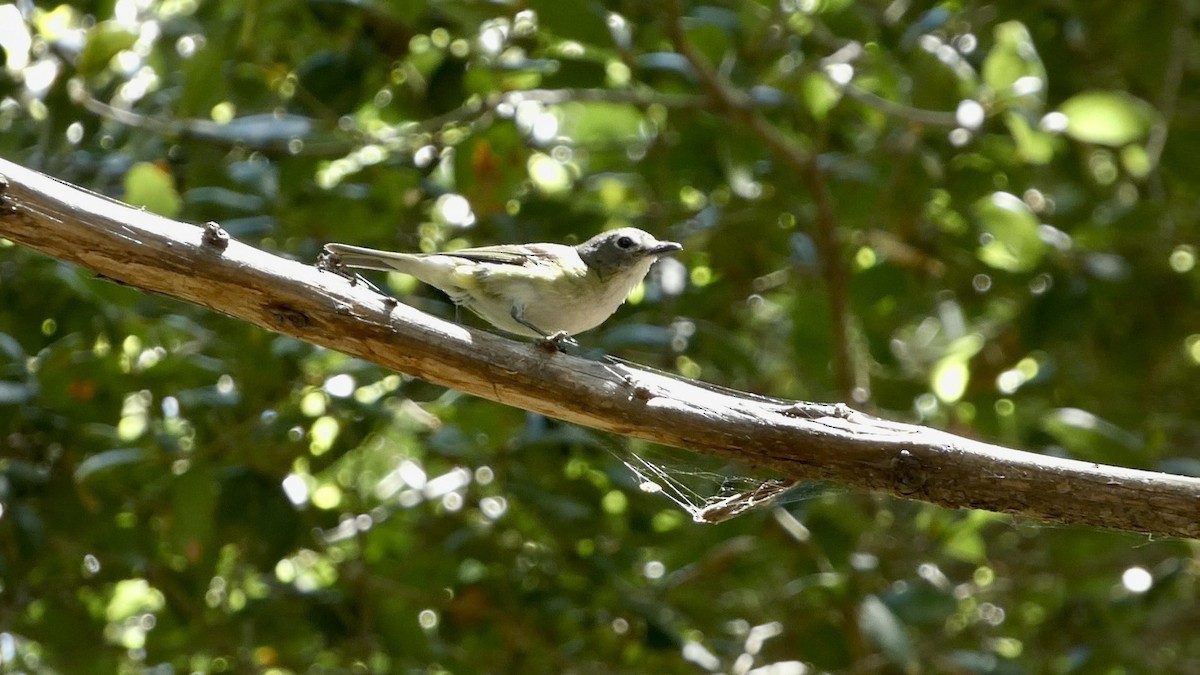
[575,228,682,279]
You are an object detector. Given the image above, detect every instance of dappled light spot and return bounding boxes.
[418,609,438,630]
[527,153,571,193]
[322,373,355,398]
[281,473,309,506]
[308,415,339,455]
[1169,245,1195,273]
[1121,566,1152,594]
[310,483,341,510]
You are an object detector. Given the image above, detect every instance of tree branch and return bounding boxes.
[1,157,1199,538]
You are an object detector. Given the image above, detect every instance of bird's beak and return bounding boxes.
[650,241,683,256]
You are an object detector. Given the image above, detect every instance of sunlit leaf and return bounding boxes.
[942,511,1001,563]
[972,191,1046,272]
[556,102,647,146]
[1005,112,1057,164]
[943,526,986,562]
[982,21,1046,106]
[1058,91,1158,146]
[931,357,969,403]
[802,72,841,121]
[808,0,855,12]
[1120,144,1152,177]
[123,162,182,218]
[106,578,165,622]
[78,22,137,77]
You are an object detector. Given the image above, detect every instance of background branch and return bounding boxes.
[663,0,856,399]
[2,157,1199,538]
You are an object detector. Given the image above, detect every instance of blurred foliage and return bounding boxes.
[2,0,1200,672]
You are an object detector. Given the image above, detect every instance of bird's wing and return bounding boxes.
[444,243,567,267]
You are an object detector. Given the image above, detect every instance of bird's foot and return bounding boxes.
[537,330,579,354]
[317,249,352,278]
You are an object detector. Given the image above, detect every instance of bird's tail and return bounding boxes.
[323,243,418,272]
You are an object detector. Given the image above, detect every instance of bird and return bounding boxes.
[322,227,682,338]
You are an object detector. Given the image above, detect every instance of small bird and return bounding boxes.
[322,228,682,338]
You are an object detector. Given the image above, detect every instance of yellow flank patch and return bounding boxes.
[450,265,481,290]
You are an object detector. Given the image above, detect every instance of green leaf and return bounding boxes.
[123,162,182,218]
[1058,91,1159,147]
[808,0,855,12]
[1121,144,1152,177]
[972,191,1045,272]
[557,102,647,146]
[930,335,984,404]
[858,595,915,667]
[529,0,610,46]
[74,448,151,482]
[684,7,740,66]
[802,72,841,121]
[1005,112,1057,165]
[943,526,986,562]
[1041,408,1142,463]
[982,21,1046,106]
[169,469,218,557]
[942,511,1001,563]
[78,21,137,77]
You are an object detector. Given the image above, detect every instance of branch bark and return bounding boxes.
[2,157,1199,538]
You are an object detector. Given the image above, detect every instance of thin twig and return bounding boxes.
[662,0,856,400]
[840,84,960,128]
[71,83,353,157]
[1145,4,1190,215]
[816,39,959,128]
[389,87,723,141]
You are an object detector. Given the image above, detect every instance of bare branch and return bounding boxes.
[2,158,1199,538]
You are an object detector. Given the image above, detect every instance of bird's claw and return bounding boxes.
[537,331,578,353]
[317,249,351,277]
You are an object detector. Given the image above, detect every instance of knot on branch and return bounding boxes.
[0,174,15,215]
[890,449,927,496]
[201,221,230,250]
[266,303,313,330]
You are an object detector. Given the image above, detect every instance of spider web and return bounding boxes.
[608,441,812,523]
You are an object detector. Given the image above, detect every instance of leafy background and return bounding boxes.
[2,0,1200,672]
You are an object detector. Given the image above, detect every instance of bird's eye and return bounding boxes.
[617,236,634,249]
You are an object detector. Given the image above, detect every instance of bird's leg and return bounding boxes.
[510,306,577,352]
